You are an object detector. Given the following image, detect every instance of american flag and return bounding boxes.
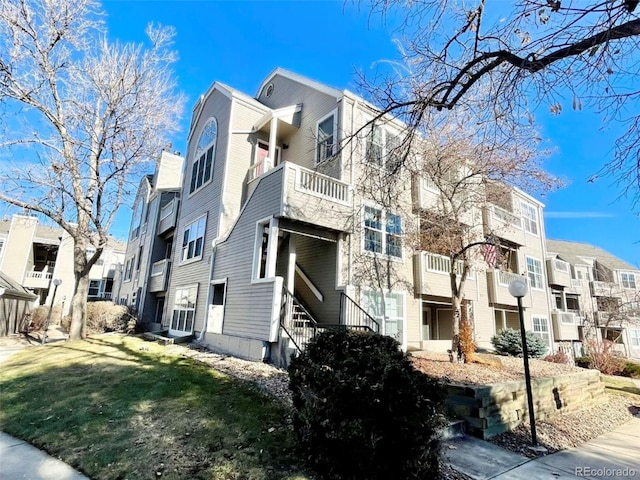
[481,241,497,268]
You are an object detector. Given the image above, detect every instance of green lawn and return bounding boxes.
[0,334,312,480]
[602,374,640,397]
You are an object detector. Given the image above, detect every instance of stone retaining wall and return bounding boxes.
[446,369,605,439]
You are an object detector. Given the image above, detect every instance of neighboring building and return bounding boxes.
[118,150,184,328]
[125,68,559,366]
[546,239,640,359]
[0,270,38,336]
[0,214,126,315]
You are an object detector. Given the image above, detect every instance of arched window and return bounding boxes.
[190,118,217,194]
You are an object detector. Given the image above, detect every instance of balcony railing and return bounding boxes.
[554,259,569,272]
[296,168,350,204]
[148,259,171,292]
[157,198,178,234]
[422,252,470,278]
[248,157,274,183]
[491,205,522,227]
[496,270,525,287]
[25,271,53,280]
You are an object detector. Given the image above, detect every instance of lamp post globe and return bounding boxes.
[508,279,528,298]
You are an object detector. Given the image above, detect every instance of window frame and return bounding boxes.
[532,315,551,349]
[189,118,217,196]
[630,329,640,348]
[180,216,207,264]
[362,205,403,260]
[361,289,406,345]
[315,109,338,165]
[170,285,198,334]
[88,280,101,297]
[621,272,637,289]
[363,120,402,171]
[526,256,545,290]
[520,201,539,236]
[252,217,276,282]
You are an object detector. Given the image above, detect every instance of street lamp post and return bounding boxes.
[42,279,62,345]
[508,279,542,450]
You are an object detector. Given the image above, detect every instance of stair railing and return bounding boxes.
[340,292,380,333]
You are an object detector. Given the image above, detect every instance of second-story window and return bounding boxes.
[521,201,539,235]
[316,112,336,164]
[181,217,206,262]
[364,206,402,258]
[365,124,402,171]
[190,118,217,194]
[621,272,637,289]
[130,200,143,239]
[526,256,544,289]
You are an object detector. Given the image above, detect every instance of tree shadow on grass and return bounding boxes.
[0,335,310,480]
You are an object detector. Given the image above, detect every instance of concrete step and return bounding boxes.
[440,419,466,440]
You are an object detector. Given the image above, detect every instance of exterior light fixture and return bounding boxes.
[508,278,543,450]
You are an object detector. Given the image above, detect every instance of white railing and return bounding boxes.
[423,176,438,192]
[497,270,526,287]
[559,312,575,324]
[25,271,53,280]
[554,259,569,272]
[491,205,522,227]
[570,278,582,287]
[150,259,167,277]
[248,157,274,183]
[297,167,350,204]
[423,252,469,277]
[103,292,112,300]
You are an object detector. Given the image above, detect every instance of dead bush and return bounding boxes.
[584,338,625,375]
[86,302,129,334]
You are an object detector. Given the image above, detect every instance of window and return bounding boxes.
[0,239,4,260]
[630,330,640,348]
[88,280,101,297]
[253,219,273,280]
[130,201,143,239]
[123,258,133,281]
[521,202,539,235]
[136,246,143,271]
[316,112,336,164]
[621,272,637,289]
[171,286,197,333]
[181,217,206,262]
[365,123,402,171]
[362,290,405,341]
[363,206,402,258]
[190,118,217,194]
[526,256,544,290]
[532,316,551,348]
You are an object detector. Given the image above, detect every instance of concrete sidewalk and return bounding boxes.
[0,433,88,480]
[444,417,640,480]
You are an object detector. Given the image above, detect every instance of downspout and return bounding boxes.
[198,239,218,341]
[348,97,358,287]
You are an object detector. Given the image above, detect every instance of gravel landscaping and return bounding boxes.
[166,343,639,469]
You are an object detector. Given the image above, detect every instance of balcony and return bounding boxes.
[487,270,528,307]
[411,176,440,211]
[157,198,178,235]
[23,270,52,289]
[148,259,171,293]
[590,281,623,298]
[413,252,477,300]
[546,258,571,287]
[482,205,525,245]
[249,162,352,232]
[552,311,579,340]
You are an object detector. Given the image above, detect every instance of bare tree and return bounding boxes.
[362,0,640,205]
[0,0,184,339]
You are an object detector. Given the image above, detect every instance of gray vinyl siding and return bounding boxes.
[257,74,342,173]
[211,170,285,340]
[165,89,232,333]
[294,235,341,324]
[220,101,267,237]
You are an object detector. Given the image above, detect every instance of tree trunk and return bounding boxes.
[68,239,90,340]
[450,295,462,363]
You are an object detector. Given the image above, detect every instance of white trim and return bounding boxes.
[179,214,207,264]
[361,203,404,261]
[169,283,199,336]
[188,117,217,198]
[531,315,552,351]
[206,278,227,334]
[520,200,540,237]
[315,108,339,165]
[217,100,235,239]
[295,265,324,302]
[251,216,275,282]
[253,104,303,131]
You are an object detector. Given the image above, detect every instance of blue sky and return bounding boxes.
[103,0,639,267]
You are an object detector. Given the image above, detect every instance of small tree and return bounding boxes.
[288,329,446,480]
[491,328,547,358]
[0,0,184,339]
